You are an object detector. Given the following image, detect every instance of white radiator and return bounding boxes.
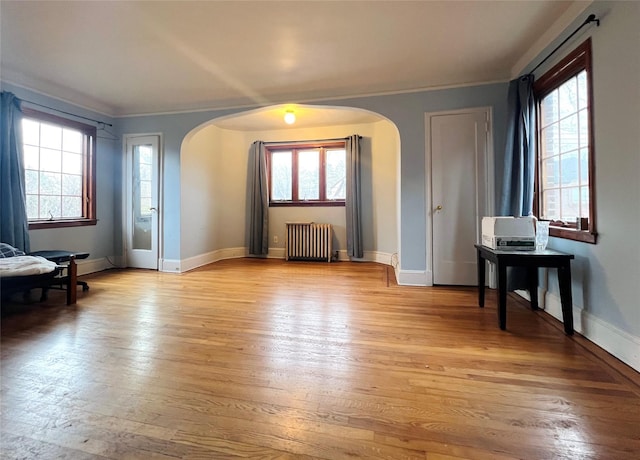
[285,222,333,262]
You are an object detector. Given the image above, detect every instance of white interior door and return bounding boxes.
[429,109,491,285]
[125,135,160,269]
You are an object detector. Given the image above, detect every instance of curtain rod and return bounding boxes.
[528,14,599,76]
[264,135,361,146]
[18,97,113,128]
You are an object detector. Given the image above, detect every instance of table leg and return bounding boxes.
[477,251,485,308]
[527,267,539,310]
[66,257,77,305]
[557,263,574,335]
[496,262,507,330]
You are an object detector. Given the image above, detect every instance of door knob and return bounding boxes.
[150,207,158,212]
[435,205,443,211]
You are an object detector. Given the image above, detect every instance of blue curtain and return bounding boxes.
[248,140,269,255]
[499,76,536,290]
[346,134,363,258]
[499,75,536,217]
[0,92,30,252]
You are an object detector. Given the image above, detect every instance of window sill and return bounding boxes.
[549,226,597,244]
[29,219,98,230]
[269,201,345,207]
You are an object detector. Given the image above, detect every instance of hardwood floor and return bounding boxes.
[1,259,638,459]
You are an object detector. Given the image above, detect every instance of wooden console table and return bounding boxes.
[474,244,575,335]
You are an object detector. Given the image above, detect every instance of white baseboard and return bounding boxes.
[177,247,395,270]
[543,292,640,372]
[180,247,247,273]
[160,259,181,273]
[397,269,428,286]
[342,250,393,265]
[514,290,640,372]
[75,257,114,276]
[266,247,285,259]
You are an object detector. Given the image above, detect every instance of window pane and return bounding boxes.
[22,119,40,146]
[559,76,578,119]
[139,163,152,181]
[138,145,153,164]
[140,180,152,199]
[580,186,590,219]
[140,197,152,215]
[62,174,82,196]
[23,145,39,169]
[40,172,61,195]
[541,89,559,127]
[62,196,82,218]
[561,187,581,221]
[40,148,62,172]
[577,71,588,110]
[542,157,560,188]
[63,152,83,174]
[40,123,62,150]
[578,109,589,148]
[580,148,589,185]
[326,149,346,200]
[560,151,579,186]
[40,195,61,219]
[271,151,292,201]
[298,150,319,200]
[26,195,38,219]
[63,129,83,154]
[559,114,579,153]
[25,169,39,194]
[542,189,560,220]
[541,123,559,158]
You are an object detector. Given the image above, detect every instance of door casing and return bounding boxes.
[123,133,163,269]
[425,107,495,286]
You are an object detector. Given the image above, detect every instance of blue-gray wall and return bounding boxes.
[1,82,119,260]
[115,82,509,266]
[519,1,639,367]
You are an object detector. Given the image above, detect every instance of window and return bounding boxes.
[534,39,596,243]
[21,108,97,229]
[267,142,346,206]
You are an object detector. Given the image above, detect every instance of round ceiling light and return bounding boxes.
[284,110,296,124]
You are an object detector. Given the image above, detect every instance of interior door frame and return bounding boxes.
[424,107,495,286]
[122,133,164,269]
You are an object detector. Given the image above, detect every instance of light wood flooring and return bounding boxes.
[1,258,639,459]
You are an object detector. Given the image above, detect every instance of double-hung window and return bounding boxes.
[21,108,97,228]
[267,142,346,206]
[534,38,596,243]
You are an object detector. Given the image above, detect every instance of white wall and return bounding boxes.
[180,124,220,260]
[178,116,399,269]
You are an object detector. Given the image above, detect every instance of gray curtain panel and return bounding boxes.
[499,76,536,291]
[346,134,363,258]
[248,140,269,255]
[0,92,30,252]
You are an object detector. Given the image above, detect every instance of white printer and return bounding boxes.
[481,216,536,251]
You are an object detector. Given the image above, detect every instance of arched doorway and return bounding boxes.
[178,104,401,272]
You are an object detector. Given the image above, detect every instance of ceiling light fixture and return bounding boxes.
[284,110,296,125]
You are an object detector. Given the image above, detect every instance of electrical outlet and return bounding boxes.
[273,235,279,243]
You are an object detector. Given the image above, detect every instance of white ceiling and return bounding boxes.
[1,1,590,119]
